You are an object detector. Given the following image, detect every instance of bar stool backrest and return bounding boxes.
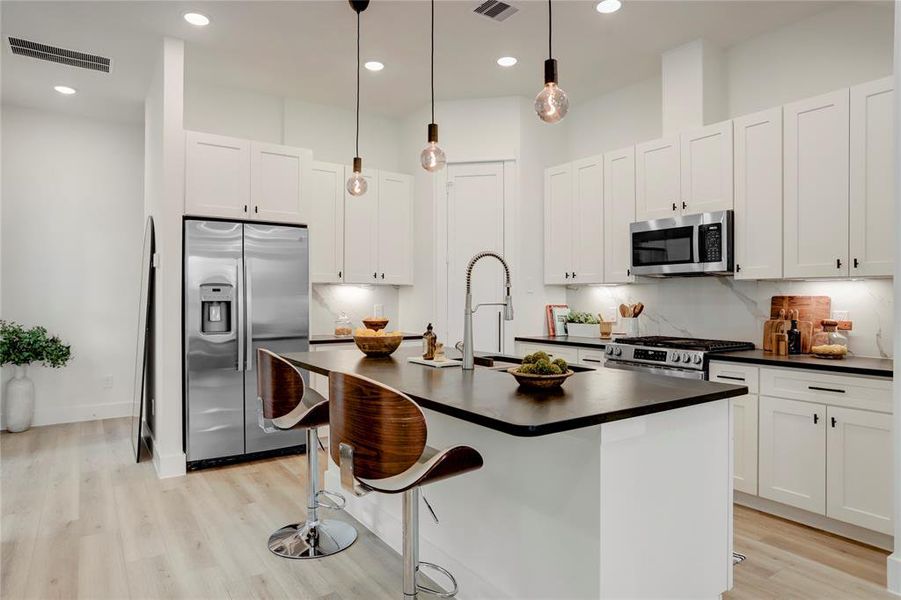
[257,348,305,420]
[328,372,427,480]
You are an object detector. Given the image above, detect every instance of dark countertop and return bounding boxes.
[282,347,747,437]
[310,333,421,345]
[515,335,608,349]
[711,349,893,379]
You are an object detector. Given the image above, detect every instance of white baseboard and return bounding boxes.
[0,400,132,430]
[152,445,187,479]
[888,553,901,596]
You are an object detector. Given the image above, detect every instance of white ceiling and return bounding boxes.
[1,1,867,123]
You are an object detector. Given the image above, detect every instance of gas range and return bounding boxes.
[604,336,756,380]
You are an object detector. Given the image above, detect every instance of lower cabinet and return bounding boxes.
[731,394,759,496]
[513,342,581,365]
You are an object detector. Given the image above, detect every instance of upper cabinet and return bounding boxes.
[850,77,894,277]
[310,161,345,283]
[603,147,636,283]
[544,158,604,285]
[185,132,251,220]
[733,107,783,280]
[680,120,733,215]
[635,136,680,221]
[343,168,380,284]
[783,89,851,278]
[185,131,311,225]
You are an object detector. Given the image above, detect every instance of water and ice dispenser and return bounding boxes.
[200,283,233,334]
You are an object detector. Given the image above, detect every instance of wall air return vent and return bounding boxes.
[473,1,518,22]
[8,37,111,73]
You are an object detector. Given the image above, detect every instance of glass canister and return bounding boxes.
[334,312,353,337]
[810,319,848,359]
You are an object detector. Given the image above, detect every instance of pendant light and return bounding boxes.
[420,0,446,172]
[347,0,370,196]
[535,0,569,124]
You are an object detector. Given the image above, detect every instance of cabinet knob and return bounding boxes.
[243,205,248,213]
[373,272,378,278]
[381,273,385,279]
[836,258,842,269]
[627,268,631,277]
[813,413,819,424]
[831,417,837,428]
[572,272,576,278]
[565,272,570,279]
[682,201,687,210]
[853,258,860,269]
[736,264,741,273]
[672,203,677,211]
[254,206,258,214]
[338,270,342,278]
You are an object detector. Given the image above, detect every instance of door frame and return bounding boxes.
[434,160,518,354]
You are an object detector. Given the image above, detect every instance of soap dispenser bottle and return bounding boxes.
[422,323,437,360]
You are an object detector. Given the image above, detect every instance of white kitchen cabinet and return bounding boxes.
[514,342,579,365]
[343,168,380,284]
[850,77,895,278]
[603,147,636,283]
[680,120,733,215]
[758,395,826,514]
[544,164,574,285]
[577,348,606,367]
[783,89,850,278]
[572,157,605,284]
[310,161,345,283]
[250,142,311,224]
[826,406,893,534]
[731,394,759,496]
[635,136,681,221]
[185,131,251,220]
[733,108,783,280]
[377,170,414,285]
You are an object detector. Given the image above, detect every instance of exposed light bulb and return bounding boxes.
[420,123,446,172]
[346,157,368,196]
[535,59,569,124]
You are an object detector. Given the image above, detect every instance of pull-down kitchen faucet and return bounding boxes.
[460,251,514,370]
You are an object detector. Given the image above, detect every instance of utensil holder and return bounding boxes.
[620,317,639,337]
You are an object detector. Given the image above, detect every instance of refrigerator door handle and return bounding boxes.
[245,257,254,371]
[236,258,245,372]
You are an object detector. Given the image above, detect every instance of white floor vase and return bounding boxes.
[5,365,35,432]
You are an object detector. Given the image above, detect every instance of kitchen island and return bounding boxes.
[283,347,748,599]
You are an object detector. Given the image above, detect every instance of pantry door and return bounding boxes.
[446,162,506,353]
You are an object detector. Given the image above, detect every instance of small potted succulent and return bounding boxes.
[0,321,71,432]
[564,311,601,338]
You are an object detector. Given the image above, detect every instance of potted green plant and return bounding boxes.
[564,311,601,338]
[0,321,71,432]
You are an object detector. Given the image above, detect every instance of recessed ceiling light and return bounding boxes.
[364,61,384,72]
[54,85,76,95]
[497,56,518,67]
[596,0,622,14]
[183,12,210,26]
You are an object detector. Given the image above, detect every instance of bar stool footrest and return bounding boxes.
[315,489,346,510]
[416,561,458,598]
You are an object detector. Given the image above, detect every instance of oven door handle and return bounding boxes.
[604,359,707,380]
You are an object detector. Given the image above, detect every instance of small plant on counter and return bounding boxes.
[518,351,568,375]
[565,311,599,324]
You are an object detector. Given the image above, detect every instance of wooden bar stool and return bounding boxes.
[256,348,358,559]
[328,372,484,599]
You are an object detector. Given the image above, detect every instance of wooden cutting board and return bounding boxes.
[770,296,831,326]
[797,320,814,353]
[762,318,786,352]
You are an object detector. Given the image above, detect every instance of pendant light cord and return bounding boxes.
[431,0,435,123]
[355,10,361,157]
[548,0,552,60]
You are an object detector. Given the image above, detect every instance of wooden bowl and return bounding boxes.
[362,317,390,331]
[506,367,574,390]
[354,333,403,357]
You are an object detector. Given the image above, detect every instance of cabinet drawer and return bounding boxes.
[516,343,579,364]
[760,368,891,413]
[709,362,759,394]
[578,349,606,366]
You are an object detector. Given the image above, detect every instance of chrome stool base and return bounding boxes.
[267,519,358,559]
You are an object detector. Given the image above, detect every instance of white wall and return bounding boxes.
[0,105,144,427]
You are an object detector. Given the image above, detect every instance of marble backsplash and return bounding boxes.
[311,284,401,336]
[565,278,893,358]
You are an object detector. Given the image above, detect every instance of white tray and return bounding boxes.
[407,356,462,368]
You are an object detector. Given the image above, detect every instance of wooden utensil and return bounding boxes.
[762,308,787,352]
[619,304,630,318]
[632,302,644,318]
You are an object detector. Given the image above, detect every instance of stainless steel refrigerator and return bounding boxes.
[184,219,309,467]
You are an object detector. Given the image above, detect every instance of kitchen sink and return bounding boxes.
[477,355,596,373]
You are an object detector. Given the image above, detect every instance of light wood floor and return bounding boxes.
[1,418,893,600]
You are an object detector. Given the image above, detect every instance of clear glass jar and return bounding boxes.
[334,312,353,337]
[810,319,848,359]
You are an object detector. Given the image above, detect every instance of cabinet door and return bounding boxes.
[377,170,414,285]
[731,394,759,496]
[310,162,345,283]
[850,77,894,277]
[635,136,680,221]
[572,156,604,284]
[680,120,733,215]
[185,131,251,219]
[343,167,379,284]
[758,396,826,514]
[544,164,574,284]
[604,147,636,284]
[826,406,893,534]
[783,89,850,278]
[250,142,310,224]
[733,108,783,280]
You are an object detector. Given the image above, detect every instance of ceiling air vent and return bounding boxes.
[473,1,518,22]
[8,37,111,73]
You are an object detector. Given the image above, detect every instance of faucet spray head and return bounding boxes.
[504,286,514,321]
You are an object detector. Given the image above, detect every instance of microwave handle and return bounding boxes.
[692,224,701,264]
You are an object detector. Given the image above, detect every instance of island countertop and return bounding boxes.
[282,347,747,437]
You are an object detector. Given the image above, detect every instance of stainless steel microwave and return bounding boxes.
[630,210,733,276]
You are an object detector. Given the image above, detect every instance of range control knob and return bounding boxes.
[606,346,614,355]
[693,355,702,365]
[614,347,623,356]
[672,354,681,363]
[682,353,691,363]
